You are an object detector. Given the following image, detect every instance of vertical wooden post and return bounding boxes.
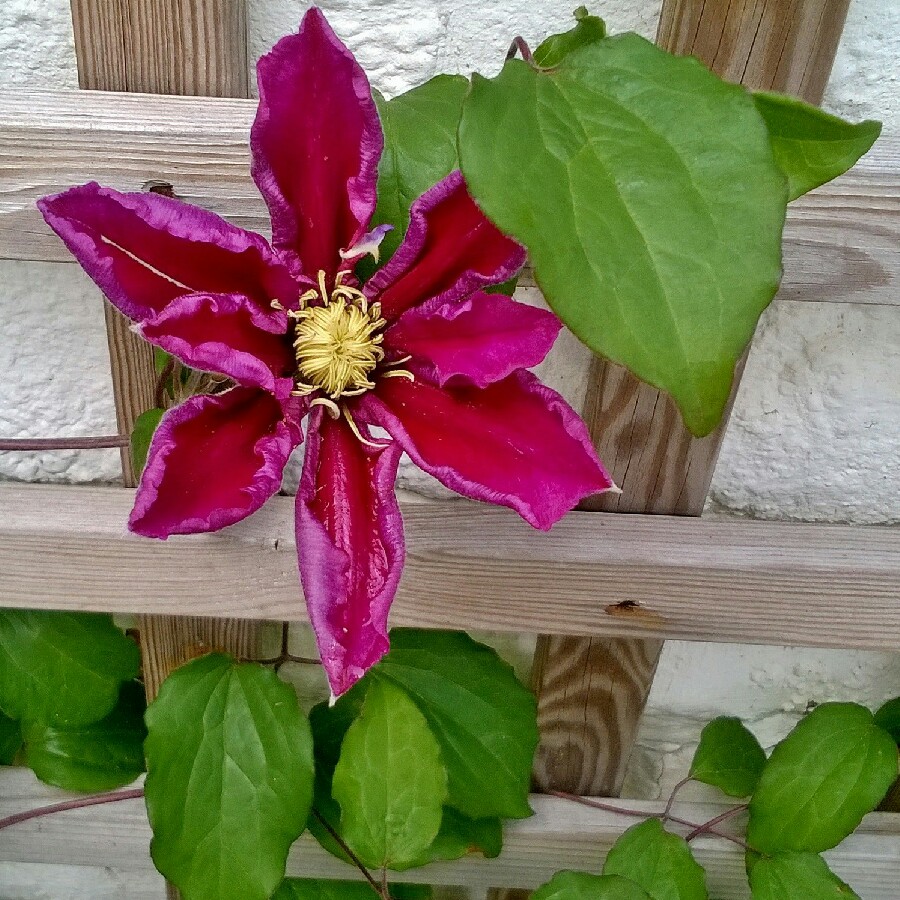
[530,0,852,804]
[69,0,255,690]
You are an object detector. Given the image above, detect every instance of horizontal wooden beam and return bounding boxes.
[1,484,898,650]
[0,89,897,307]
[1,768,897,896]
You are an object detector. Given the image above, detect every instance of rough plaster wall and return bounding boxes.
[0,0,897,818]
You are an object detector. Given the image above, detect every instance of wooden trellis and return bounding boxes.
[0,1,899,898]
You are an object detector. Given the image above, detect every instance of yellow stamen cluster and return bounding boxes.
[272,271,413,445]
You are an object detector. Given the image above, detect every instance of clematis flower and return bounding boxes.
[38,7,613,696]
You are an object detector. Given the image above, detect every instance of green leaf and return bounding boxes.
[0,610,140,728]
[874,697,900,745]
[689,716,766,797]
[603,819,708,900]
[274,880,432,900]
[407,806,503,867]
[747,702,898,854]
[533,871,653,899]
[533,6,607,68]
[374,628,538,820]
[131,407,165,477]
[332,679,447,870]
[373,75,469,261]
[459,34,787,436]
[24,680,146,792]
[749,852,859,899]
[752,92,881,201]
[144,654,314,900]
[0,710,22,764]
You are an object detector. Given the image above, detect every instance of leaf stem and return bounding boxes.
[311,807,382,896]
[0,786,145,831]
[549,790,751,851]
[662,776,692,822]
[0,435,130,451]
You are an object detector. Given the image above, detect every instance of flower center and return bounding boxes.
[272,271,412,445]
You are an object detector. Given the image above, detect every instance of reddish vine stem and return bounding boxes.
[549,790,752,851]
[506,35,535,64]
[251,621,321,668]
[0,786,145,831]
[0,435,130,451]
[311,807,384,896]
[685,802,749,842]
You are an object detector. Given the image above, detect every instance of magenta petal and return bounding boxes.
[141,293,295,398]
[363,371,613,530]
[386,290,562,388]
[252,7,382,279]
[37,183,297,323]
[130,387,300,539]
[296,410,404,697]
[365,171,526,321]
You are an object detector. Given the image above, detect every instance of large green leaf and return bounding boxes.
[274,880,432,900]
[874,697,900,745]
[603,819,708,900]
[689,716,766,798]
[749,852,859,899]
[747,703,898,854]
[533,871,652,899]
[0,710,22,765]
[24,680,146,792]
[144,654,314,900]
[459,34,787,436]
[533,6,607,68]
[752,92,880,201]
[373,75,469,261]
[131,407,165,477]
[0,610,140,728]
[332,679,447,870]
[309,689,501,867]
[374,629,537,820]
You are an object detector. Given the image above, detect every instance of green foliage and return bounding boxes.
[131,407,165,477]
[0,710,22,764]
[748,852,859,899]
[532,871,653,899]
[373,75,469,261]
[413,807,503,864]
[24,680,146,792]
[874,697,900,744]
[0,610,139,728]
[144,654,314,900]
[273,880,432,900]
[333,679,448,870]
[690,716,767,798]
[375,628,537,820]
[603,819,708,900]
[747,703,898,854]
[459,33,787,437]
[533,6,607,68]
[752,92,881,201]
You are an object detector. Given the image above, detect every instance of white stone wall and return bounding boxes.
[0,0,898,812]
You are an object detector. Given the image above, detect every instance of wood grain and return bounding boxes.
[0,90,896,309]
[2,767,898,897]
[0,484,898,650]
[530,0,856,806]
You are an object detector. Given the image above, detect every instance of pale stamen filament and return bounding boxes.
[344,407,390,449]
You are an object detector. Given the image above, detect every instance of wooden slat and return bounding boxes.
[1,768,898,897]
[0,484,898,649]
[0,90,896,309]
[68,13,255,898]
[530,0,856,807]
